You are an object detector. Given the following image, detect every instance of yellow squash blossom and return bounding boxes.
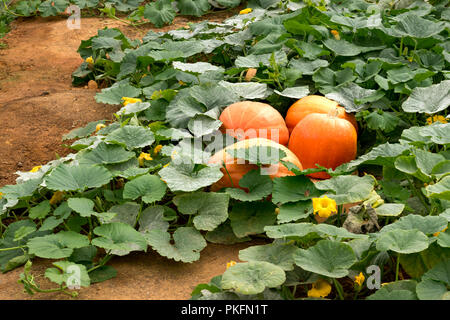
[312,195,337,219]
[30,165,42,173]
[239,8,252,14]
[331,30,340,40]
[426,115,448,125]
[275,208,280,215]
[307,279,332,298]
[122,97,142,106]
[163,163,170,168]
[153,145,163,155]
[95,123,106,132]
[49,191,65,205]
[0,192,3,199]
[226,261,237,269]
[433,226,448,237]
[138,152,152,166]
[354,272,365,286]
[85,56,94,64]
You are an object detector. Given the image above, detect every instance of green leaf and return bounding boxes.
[325,82,384,112]
[107,202,140,227]
[143,0,176,28]
[225,169,273,202]
[387,13,446,39]
[27,231,90,259]
[264,222,315,239]
[38,0,68,17]
[123,174,167,204]
[229,202,277,238]
[117,102,151,116]
[374,203,405,217]
[62,120,105,141]
[173,192,230,231]
[314,175,375,205]
[177,0,210,17]
[367,280,418,300]
[95,83,141,105]
[239,242,298,271]
[376,229,429,254]
[45,164,113,192]
[78,142,135,165]
[105,125,155,150]
[288,58,329,75]
[205,222,251,244]
[67,198,97,217]
[400,242,450,279]
[218,81,271,100]
[274,86,310,99]
[227,145,287,166]
[401,80,450,114]
[322,38,362,56]
[29,200,51,219]
[293,240,357,278]
[92,222,147,256]
[426,176,450,201]
[187,114,222,138]
[416,259,450,300]
[138,205,170,233]
[221,261,286,295]
[158,159,223,192]
[45,261,90,288]
[277,201,312,223]
[146,227,207,263]
[272,175,321,204]
[89,265,118,284]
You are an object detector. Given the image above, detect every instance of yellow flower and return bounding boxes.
[178,80,186,86]
[226,261,237,269]
[354,272,365,286]
[122,97,142,106]
[85,56,94,64]
[0,192,3,199]
[427,115,448,125]
[275,208,280,215]
[49,191,65,205]
[95,123,106,132]
[433,226,448,237]
[307,279,332,298]
[30,166,42,173]
[312,195,337,219]
[138,152,153,166]
[153,145,163,155]
[163,163,170,168]
[239,8,252,14]
[331,30,340,40]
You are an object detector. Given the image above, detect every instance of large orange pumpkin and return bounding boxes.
[219,101,290,146]
[285,95,358,134]
[208,138,302,191]
[288,110,357,180]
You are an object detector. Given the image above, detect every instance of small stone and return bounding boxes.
[87,80,98,90]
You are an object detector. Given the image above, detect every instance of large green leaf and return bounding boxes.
[293,240,357,278]
[314,175,375,205]
[221,261,286,295]
[229,202,277,238]
[177,0,210,16]
[225,169,273,202]
[78,142,135,165]
[45,261,90,288]
[44,164,113,192]
[425,176,450,201]
[401,80,450,114]
[380,214,448,236]
[27,231,90,259]
[95,83,141,105]
[105,125,155,150]
[376,229,429,254]
[173,192,230,231]
[143,0,176,28]
[146,227,206,263]
[92,222,147,256]
[123,174,167,204]
[272,175,321,204]
[239,242,298,271]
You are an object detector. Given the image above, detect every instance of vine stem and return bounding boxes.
[395,253,401,282]
[0,245,26,252]
[332,278,345,300]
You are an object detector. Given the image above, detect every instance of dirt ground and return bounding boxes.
[0,9,261,300]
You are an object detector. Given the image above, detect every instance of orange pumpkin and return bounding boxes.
[219,101,290,146]
[288,110,357,180]
[285,95,358,134]
[208,138,302,192]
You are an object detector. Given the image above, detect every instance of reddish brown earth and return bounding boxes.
[0,9,263,300]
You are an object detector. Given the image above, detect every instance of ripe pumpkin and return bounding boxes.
[208,138,302,192]
[219,101,290,146]
[285,95,358,134]
[288,110,357,180]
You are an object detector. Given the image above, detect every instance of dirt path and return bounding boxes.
[0,9,261,300]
